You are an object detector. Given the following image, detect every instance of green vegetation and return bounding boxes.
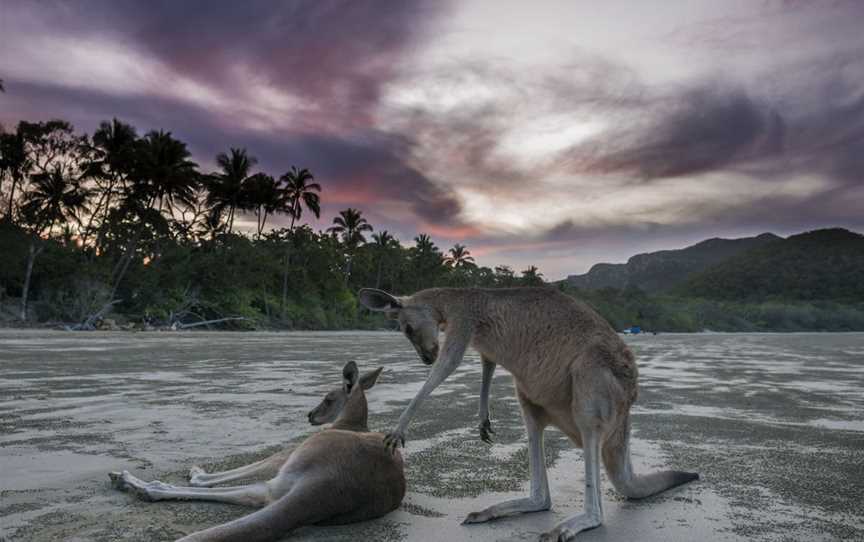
[2,117,861,332]
[559,228,864,332]
[558,284,864,332]
[0,118,546,329]
[566,233,781,292]
[678,228,864,302]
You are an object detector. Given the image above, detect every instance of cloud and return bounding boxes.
[1,1,454,143]
[1,0,466,232]
[3,0,864,280]
[2,80,465,232]
[568,87,785,180]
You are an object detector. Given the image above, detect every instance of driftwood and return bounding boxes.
[66,299,123,331]
[64,285,250,331]
[172,317,249,330]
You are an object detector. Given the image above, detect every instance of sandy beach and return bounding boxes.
[1,330,862,541]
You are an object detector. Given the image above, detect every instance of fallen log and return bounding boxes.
[173,317,249,330]
[67,299,123,331]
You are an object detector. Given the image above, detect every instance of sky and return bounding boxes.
[1,0,862,279]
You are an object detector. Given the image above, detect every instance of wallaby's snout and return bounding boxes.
[421,344,438,365]
[357,289,442,367]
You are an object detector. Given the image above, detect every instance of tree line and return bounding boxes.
[0,118,545,329]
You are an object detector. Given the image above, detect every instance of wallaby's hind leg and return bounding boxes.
[189,449,289,487]
[539,426,604,541]
[110,471,271,507]
[462,392,551,524]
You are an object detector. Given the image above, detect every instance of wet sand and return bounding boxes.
[1,330,862,541]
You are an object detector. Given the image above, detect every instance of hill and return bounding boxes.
[679,228,864,302]
[566,233,781,292]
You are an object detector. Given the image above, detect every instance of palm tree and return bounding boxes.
[207,147,256,234]
[444,243,476,268]
[19,165,92,320]
[20,166,91,233]
[328,208,373,248]
[110,131,198,299]
[279,166,320,230]
[520,265,544,286]
[132,130,199,212]
[495,265,518,287]
[0,128,29,221]
[328,208,373,281]
[278,166,321,320]
[413,233,435,253]
[412,234,443,290]
[372,230,399,289]
[243,173,282,238]
[80,119,138,248]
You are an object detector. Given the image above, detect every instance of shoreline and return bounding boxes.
[2,324,864,335]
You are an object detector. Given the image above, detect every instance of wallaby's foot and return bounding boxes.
[109,470,172,502]
[462,497,551,524]
[478,418,495,444]
[538,512,602,541]
[188,465,207,486]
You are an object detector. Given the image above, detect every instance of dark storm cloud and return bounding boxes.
[397,46,863,199]
[3,79,464,227]
[13,0,446,125]
[569,87,786,180]
[3,0,864,278]
[566,62,864,189]
[243,131,463,223]
[1,0,464,226]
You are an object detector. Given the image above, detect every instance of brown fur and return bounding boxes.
[361,287,698,541]
[412,287,637,433]
[110,363,404,542]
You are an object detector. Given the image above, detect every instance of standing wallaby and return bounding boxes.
[109,362,405,542]
[359,287,698,542]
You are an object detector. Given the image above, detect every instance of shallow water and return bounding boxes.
[1,330,862,541]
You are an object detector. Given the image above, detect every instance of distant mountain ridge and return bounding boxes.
[566,232,782,292]
[679,228,864,302]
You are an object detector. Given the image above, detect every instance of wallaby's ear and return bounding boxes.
[360,367,384,390]
[359,288,403,312]
[343,361,359,392]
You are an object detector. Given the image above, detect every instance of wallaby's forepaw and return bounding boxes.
[384,430,405,453]
[479,418,495,443]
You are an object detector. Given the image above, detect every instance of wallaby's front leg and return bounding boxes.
[478,357,496,443]
[110,471,271,507]
[384,324,472,451]
[189,449,290,487]
[463,398,551,524]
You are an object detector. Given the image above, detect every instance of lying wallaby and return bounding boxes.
[109,362,405,542]
[359,287,698,542]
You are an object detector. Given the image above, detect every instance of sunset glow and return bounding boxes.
[2,0,862,278]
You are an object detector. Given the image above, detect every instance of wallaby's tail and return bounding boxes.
[602,413,699,499]
[175,484,323,542]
